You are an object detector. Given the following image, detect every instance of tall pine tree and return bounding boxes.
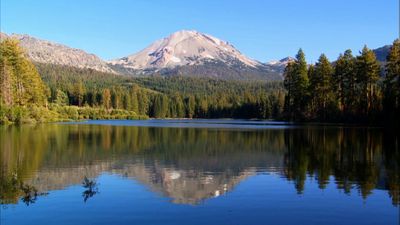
[284,49,309,120]
[309,54,335,120]
[356,46,381,118]
[334,50,356,117]
[384,39,400,124]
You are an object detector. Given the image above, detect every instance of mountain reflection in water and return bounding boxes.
[0,123,399,206]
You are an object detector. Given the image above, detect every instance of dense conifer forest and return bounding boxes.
[0,38,399,126]
[284,40,400,126]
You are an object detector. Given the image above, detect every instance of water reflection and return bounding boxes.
[0,123,399,206]
[82,177,99,202]
[0,170,48,205]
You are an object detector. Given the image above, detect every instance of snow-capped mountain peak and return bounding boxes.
[109,30,262,70]
[266,56,295,66]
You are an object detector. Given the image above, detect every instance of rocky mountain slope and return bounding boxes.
[265,57,295,74]
[108,30,282,80]
[373,45,390,62]
[1,32,116,73]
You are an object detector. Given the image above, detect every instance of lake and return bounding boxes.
[0,119,399,225]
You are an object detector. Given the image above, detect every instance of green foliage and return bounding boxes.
[384,39,400,126]
[151,94,169,118]
[282,42,396,124]
[3,37,397,125]
[334,50,357,116]
[169,92,185,118]
[0,39,151,124]
[35,62,285,120]
[284,49,310,120]
[55,89,69,106]
[186,95,195,118]
[0,38,49,123]
[1,124,399,205]
[0,38,48,107]
[356,46,381,117]
[309,54,336,120]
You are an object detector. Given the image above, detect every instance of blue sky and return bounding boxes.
[1,0,398,62]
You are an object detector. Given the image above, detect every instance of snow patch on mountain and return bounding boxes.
[266,57,295,66]
[109,30,262,70]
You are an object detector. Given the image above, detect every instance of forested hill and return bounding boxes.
[0,39,146,123]
[1,36,399,126]
[35,62,285,120]
[0,38,286,124]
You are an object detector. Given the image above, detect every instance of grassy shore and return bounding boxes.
[0,104,148,125]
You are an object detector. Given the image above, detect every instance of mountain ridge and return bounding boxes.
[1,32,116,74]
[1,31,391,80]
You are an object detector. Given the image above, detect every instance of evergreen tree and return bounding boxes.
[0,56,14,106]
[152,94,169,118]
[186,95,195,118]
[334,50,356,116]
[73,80,85,106]
[307,65,319,119]
[102,88,111,110]
[384,39,400,124]
[284,49,309,120]
[137,90,149,115]
[270,91,285,119]
[258,94,271,119]
[55,89,69,106]
[170,92,185,118]
[111,87,122,109]
[356,46,381,117]
[90,90,98,106]
[129,85,139,113]
[122,91,131,111]
[309,54,335,120]
[283,62,295,119]
[0,38,48,107]
[195,96,209,118]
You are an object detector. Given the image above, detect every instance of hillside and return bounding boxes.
[1,32,116,73]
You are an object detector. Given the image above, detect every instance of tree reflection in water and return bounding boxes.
[0,170,47,206]
[0,124,399,205]
[82,176,99,202]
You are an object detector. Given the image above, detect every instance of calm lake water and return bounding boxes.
[1,119,399,225]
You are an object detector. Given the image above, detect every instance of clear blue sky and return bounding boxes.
[1,0,398,62]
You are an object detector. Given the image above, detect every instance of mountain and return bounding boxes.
[109,30,282,80]
[27,159,257,205]
[373,45,390,62]
[2,30,391,80]
[1,32,116,74]
[265,57,295,74]
[0,32,8,40]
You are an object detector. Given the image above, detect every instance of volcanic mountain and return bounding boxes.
[108,30,282,80]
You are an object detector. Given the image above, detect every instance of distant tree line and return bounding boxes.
[284,39,400,126]
[37,63,286,119]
